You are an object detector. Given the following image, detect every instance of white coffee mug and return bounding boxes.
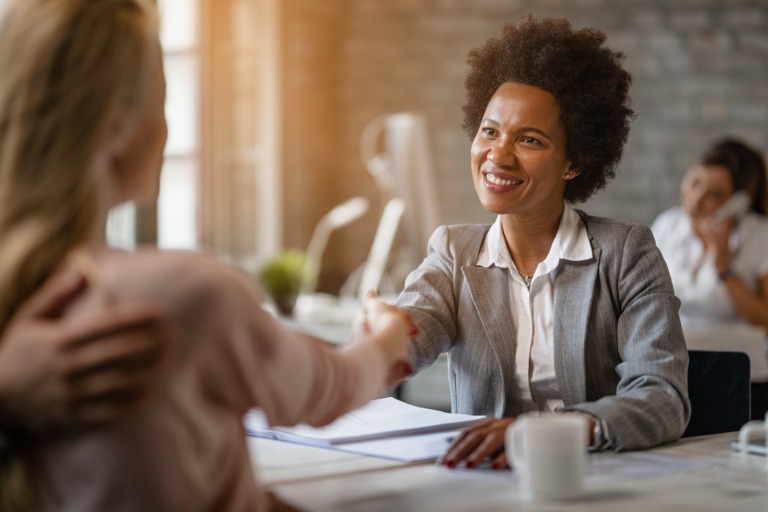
[738,412,768,463]
[506,414,588,501]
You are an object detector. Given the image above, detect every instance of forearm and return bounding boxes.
[722,275,768,328]
[397,280,455,371]
[282,334,388,428]
[590,226,690,449]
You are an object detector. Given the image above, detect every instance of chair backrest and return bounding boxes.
[683,350,751,437]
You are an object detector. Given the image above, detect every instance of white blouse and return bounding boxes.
[476,205,592,413]
[651,207,768,329]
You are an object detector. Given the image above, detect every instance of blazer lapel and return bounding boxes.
[462,265,517,412]
[553,249,600,405]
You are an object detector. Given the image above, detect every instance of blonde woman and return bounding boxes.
[0,1,414,511]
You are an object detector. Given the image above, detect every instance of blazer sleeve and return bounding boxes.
[396,225,460,371]
[562,223,691,450]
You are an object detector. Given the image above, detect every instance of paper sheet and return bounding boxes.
[321,430,461,462]
[245,397,483,446]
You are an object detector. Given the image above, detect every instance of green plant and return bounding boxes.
[257,250,307,315]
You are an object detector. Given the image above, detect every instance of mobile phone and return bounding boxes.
[711,190,751,222]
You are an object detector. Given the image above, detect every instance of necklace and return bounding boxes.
[521,272,534,289]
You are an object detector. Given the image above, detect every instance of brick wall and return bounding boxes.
[281,0,768,292]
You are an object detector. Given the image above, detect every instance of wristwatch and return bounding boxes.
[590,418,611,452]
[717,268,734,282]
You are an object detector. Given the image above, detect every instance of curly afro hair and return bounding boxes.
[462,16,634,203]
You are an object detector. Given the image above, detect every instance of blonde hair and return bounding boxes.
[0,0,159,331]
[0,0,159,508]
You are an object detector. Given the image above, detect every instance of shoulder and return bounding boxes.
[741,212,768,236]
[98,248,261,321]
[654,207,684,222]
[429,224,491,252]
[574,210,655,245]
[428,224,491,262]
[739,213,768,256]
[650,207,684,230]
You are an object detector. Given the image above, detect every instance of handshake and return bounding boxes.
[353,291,418,389]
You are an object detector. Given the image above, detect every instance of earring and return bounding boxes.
[565,173,571,179]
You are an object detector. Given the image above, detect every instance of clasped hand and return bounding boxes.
[353,291,416,389]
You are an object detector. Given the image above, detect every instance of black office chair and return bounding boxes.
[683,350,751,438]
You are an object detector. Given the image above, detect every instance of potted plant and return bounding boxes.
[257,250,307,316]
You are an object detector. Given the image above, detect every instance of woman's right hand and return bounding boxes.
[357,293,416,387]
[0,268,176,432]
[440,417,515,469]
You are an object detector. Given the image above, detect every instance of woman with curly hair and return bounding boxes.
[394,16,690,469]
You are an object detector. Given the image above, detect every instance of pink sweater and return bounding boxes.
[38,249,387,511]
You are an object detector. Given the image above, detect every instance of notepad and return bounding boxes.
[244,397,484,446]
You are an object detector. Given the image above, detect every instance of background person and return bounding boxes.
[394,16,689,470]
[651,137,768,419]
[651,137,768,332]
[0,0,415,510]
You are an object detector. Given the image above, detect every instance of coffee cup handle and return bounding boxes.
[737,420,766,457]
[507,423,525,470]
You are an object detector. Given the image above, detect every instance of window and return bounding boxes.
[157,0,200,249]
[107,0,200,250]
[107,0,281,267]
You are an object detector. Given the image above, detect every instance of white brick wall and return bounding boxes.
[281,0,768,292]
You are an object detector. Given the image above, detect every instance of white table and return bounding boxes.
[250,433,768,511]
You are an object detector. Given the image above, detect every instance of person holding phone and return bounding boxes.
[650,138,768,332]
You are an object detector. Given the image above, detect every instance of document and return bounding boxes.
[331,429,462,462]
[245,397,484,446]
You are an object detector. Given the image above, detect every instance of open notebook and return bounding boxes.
[245,397,483,445]
[245,397,484,462]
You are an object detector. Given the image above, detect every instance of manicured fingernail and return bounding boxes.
[407,325,420,337]
[490,461,499,469]
[465,460,476,469]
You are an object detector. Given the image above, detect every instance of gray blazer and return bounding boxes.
[397,211,690,451]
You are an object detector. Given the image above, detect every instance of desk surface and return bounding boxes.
[250,433,768,512]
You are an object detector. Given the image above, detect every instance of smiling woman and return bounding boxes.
[471,82,574,228]
[393,15,690,471]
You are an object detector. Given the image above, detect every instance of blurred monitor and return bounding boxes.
[359,112,441,283]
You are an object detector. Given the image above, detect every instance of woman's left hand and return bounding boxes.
[440,417,515,469]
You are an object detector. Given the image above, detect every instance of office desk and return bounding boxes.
[250,433,768,512]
